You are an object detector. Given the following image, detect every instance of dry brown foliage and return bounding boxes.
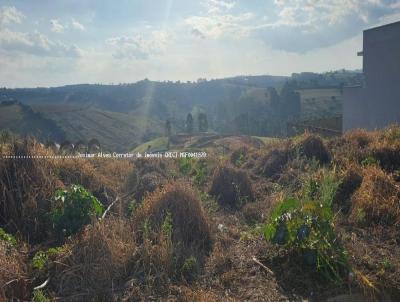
[91,158,133,190]
[209,165,254,209]
[230,146,249,166]
[125,158,169,202]
[138,183,212,260]
[115,183,213,299]
[369,126,400,172]
[343,129,374,148]
[0,241,28,301]
[55,158,115,202]
[166,285,227,302]
[241,200,269,224]
[0,139,61,242]
[295,133,331,164]
[258,148,290,179]
[51,217,136,301]
[133,158,168,176]
[331,126,400,172]
[350,166,400,226]
[127,171,166,202]
[333,167,363,213]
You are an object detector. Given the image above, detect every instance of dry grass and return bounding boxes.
[127,171,166,202]
[333,167,363,213]
[0,139,61,242]
[329,128,374,167]
[258,148,290,179]
[369,126,400,172]
[51,217,136,301]
[241,200,269,224]
[125,158,169,202]
[350,166,400,226]
[3,128,400,300]
[138,183,212,260]
[91,158,133,190]
[209,165,254,209]
[339,225,400,299]
[0,241,28,301]
[55,158,115,203]
[343,129,374,148]
[331,126,400,172]
[116,183,213,299]
[133,158,168,176]
[230,146,249,166]
[166,285,229,302]
[295,133,331,164]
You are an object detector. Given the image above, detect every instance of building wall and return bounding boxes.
[343,21,400,131]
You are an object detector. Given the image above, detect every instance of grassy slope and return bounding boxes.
[133,137,168,153]
[0,87,342,152]
[0,103,66,142]
[32,105,163,152]
[299,88,342,119]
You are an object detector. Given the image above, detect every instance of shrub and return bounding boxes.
[231,146,248,167]
[242,201,268,225]
[264,197,348,282]
[135,171,165,201]
[50,185,104,237]
[361,156,380,167]
[179,157,193,175]
[0,228,17,247]
[32,251,48,271]
[259,148,290,179]
[264,172,347,282]
[350,166,400,226]
[51,218,135,300]
[32,290,51,302]
[296,134,331,164]
[371,144,400,172]
[181,256,198,280]
[125,159,167,202]
[0,139,59,242]
[138,183,212,277]
[55,158,114,203]
[333,169,362,213]
[133,158,167,176]
[194,159,207,186]
[343,129,373,148]
[209,165,254,209]
[0,241,27,300]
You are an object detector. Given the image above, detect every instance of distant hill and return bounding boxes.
[0,71,361,150]
[0,100,66,142]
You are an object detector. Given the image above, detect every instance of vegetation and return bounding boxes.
[186,113,194,134]
[0,227,17,247]
[209,165,254,209]
[50,185,104,237]
[0,71,361,151]
[264,172,347,282]
[2,125,400,301]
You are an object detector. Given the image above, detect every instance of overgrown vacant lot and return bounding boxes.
[1,127,400,301]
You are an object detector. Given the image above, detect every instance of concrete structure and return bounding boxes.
[343,21,400,131]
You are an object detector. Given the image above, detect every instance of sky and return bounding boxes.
[0,0,399,87]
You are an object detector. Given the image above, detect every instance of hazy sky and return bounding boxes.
[0,0,399,87]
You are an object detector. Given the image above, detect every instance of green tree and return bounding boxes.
[268,87,281,114]
[165,119,172,137]
[280,81,301,121]
[198,112,208,132]
[186,113,194,134]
